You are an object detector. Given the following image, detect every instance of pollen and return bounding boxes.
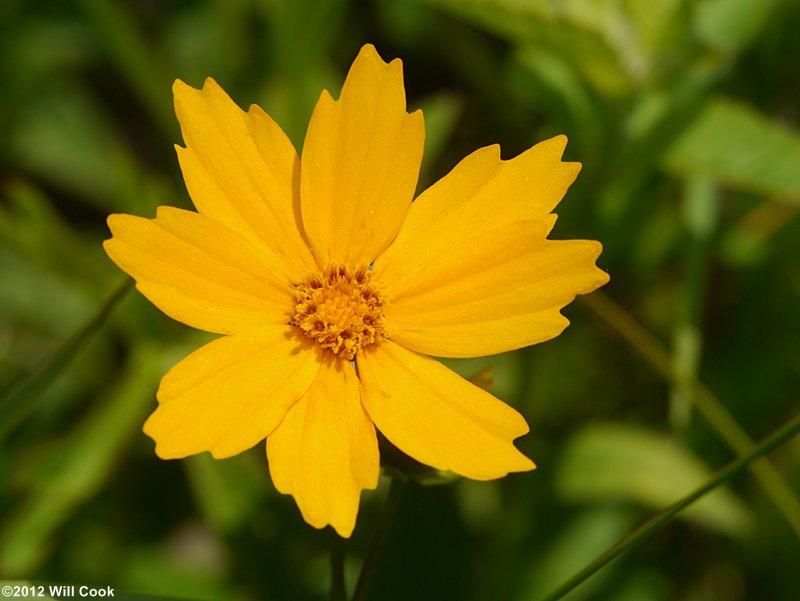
[290,263,387,360]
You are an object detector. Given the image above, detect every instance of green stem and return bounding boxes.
[351,477,406,601]
[670,178,716,434]
[330,530,347,601]
[0,280,132,441]
[537,411,800,601]
[581,291,800,538]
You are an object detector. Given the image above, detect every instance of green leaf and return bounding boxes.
[8,85,147,211]
[539,413,800,601]
[0,346,162,575]
[663,97,800,200]
[694,0,778,54]
[427,0,635,95]
[430,0,696,94]
[555,422,752,537]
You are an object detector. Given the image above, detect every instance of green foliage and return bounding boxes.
[556,422,751,536]
[664,97,800,199]
[1,0,799,600]
[1,346,162,574]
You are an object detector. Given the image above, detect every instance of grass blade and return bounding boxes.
[582,291,800,538]
[537,411,800,601]
[0,280,132,440]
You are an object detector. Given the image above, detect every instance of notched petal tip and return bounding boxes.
[105,212,149,238]
[143,417,182,460]
[171,78,190,95]
[341,43,412,110]
[173,76,238,125]
[594,267,611,288]
[154,205,177,221]
[331,508,361,537]
[570,240,611,291]
[315,88,336,109]
[100,239,121,271]
[544,134,571,160]
[173,76,220,96]
[550,135,583,175]
[587,240,611,277]
[550,133,568,151]
[485,142,502,156]
[150,443,182,461]
[105,212,125,229]
[357,42,380,59]
[587,238,605,258]
[354,42,398,70]
[528,134,582,174]
[503,443,537,475]
[476,440,536,481]
[295,502,358,538]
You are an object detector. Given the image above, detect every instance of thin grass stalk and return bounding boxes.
[581,291,800,538]
[0,280,132,440]
[537,411,800,601]
[670,178,717,434]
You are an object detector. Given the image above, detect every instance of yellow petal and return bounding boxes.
[144,326,320,459]
[374,136,580,295]
[267,358,379,537]
[372,136,608,357]
[104,207,292,334]
[382,223,609,357]
[358,341,535,480]
[300,44,425,266]
[174,78,315,280]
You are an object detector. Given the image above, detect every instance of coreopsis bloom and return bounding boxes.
[104,44,609,537]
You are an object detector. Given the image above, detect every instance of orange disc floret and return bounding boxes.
[290,263,387,360]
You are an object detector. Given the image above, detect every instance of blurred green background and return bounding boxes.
[2,0,800,600]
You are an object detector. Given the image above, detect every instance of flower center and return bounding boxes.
[290,263,386,360]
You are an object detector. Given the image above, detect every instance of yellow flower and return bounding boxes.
[104,44,609,537]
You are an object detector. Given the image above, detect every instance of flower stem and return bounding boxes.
[352,477,406,601]
[581,291,800,538]
[537,411,800,601]
[330,530,347,601]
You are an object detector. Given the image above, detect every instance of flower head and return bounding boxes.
[104,44,609,537]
